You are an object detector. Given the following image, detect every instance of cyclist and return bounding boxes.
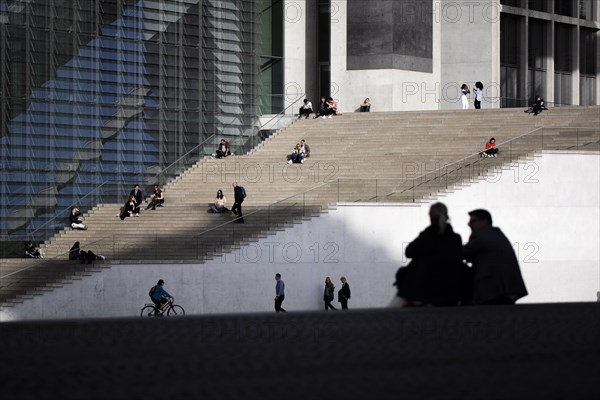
[150,279,173,316]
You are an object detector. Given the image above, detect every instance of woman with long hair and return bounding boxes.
[209,189,227,213]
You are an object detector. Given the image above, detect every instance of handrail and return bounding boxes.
[13,125,598,262]
[396,126,599,201]
[23,135,219,241]
[15,96,305,245]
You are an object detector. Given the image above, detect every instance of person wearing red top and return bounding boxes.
[483,137,498,157]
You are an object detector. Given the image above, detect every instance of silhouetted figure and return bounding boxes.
[394,203,464,307]
[69,241,81,260]
[463,209,528,305]
[25,241,42,258]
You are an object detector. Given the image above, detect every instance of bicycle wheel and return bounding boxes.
[141,305,157,317]
[167,304,185,316]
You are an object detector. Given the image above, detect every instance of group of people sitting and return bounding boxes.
[287,139,310,164]
[119,184,164,220]
[299,97,338,119]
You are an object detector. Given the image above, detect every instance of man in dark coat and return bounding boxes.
[463,209,528,305]
[129,184,143,208]
[231,182,245,223]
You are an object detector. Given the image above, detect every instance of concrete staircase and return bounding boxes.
[1,106,598,307]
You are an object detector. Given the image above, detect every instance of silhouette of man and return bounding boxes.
[463,209,528,305]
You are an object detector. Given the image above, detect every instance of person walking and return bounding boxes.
[323,277,336,310]
[232,182,245,223]
[274,273,286,312]
[338,276,351,310]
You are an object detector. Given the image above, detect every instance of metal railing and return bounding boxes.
[26,126,598,263]
[4,96,307,247]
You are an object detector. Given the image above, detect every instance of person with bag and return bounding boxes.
[231,182,245,223]
[323,277,336,310]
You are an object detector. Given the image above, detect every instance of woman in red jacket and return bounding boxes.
[482,137,498,158]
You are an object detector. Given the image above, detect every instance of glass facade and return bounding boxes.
[0,0,261,247]
[500,1,599,108]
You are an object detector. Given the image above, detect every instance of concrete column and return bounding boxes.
[491,0,501,108]
[546,2,555,106]
[521,15,529,105]
[572,16,580,105]
[284,0,307,109]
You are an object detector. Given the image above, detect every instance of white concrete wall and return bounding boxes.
[2,152,598,321]
[329,0,443,112]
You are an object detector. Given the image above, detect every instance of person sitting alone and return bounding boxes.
[146,185,164,210]
[359,98,371,112]
[70,207,87,230]
[299,99,313,119]
[25,240,42,258]
[481,137,499,158]
[531,95,546,116]
[209,189,228,213]
[215,139,231,158]
[325,97,338,118]
[288,143,305,164]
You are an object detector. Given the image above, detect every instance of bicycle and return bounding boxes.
[140,298,185,317]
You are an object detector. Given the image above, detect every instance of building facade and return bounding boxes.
[1,0,598,250]
[282,0,599,112]
[0,0,262,246]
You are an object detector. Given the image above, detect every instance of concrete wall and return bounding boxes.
[2,152,598,321]
[440,0,501,110]
[330,0,443,112]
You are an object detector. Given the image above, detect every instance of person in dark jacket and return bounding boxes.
[69,241,81,260]
[323,277,336,310]
[145,185,164,210]
[463,209,528,305]
[231,182,245,223]
[394,202,465,307]
[120,195,138,220]
[129,184,143,209]
[70,207,87,230]
[338,276,351,310]
[25,241,42,258]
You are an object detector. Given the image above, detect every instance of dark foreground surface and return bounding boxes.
[1,303,599,400]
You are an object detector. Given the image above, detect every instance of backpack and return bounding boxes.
[240,186,246,198]
[149,285,157,298]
